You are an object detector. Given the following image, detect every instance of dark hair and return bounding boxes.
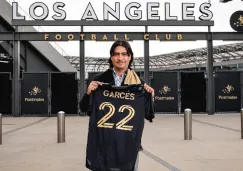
[108,40,134,69]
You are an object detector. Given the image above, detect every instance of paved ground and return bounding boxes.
[0,114,243,171]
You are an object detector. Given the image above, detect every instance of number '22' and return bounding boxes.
[97,102,135,131]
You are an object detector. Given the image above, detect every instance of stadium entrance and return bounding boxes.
[180,72,206,113]
[0,73,11,114]
[1,15,243,116]
[20,72,78,115]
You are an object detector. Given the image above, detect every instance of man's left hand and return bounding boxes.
[144,83,155,97]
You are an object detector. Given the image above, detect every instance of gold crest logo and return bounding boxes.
[230,11,243,32]
[238,15,243,26]
[234,15,243,27]
[159,85,171,94]
[222,85,234,94]
[29,86,41,95]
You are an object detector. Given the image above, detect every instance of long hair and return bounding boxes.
[108,40,134,69]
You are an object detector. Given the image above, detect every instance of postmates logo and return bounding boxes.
[29,86,41,96]
[218,84,237,100]
[230,11,243,32]
[159,85,171,94]
[222,85,234,94]
[155,85,174,101]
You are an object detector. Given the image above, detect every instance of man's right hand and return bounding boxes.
[87,81,103,95]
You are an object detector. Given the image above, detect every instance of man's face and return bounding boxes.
[111,46,131,70]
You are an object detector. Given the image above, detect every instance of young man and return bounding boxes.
[80,40,155,171]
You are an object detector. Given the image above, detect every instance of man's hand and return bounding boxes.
[144,83,155,98]
[87,81,103,95]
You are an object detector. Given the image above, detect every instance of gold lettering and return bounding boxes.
[144,34,149,40]
[55,34,62,41]
[155,34,160,40]
[103,90,109,96]
[115,92,120,98]
[130,93,135,100]
[154,96,174,100]
[218,95,237,100]
[103,34,108,40]
[120,92,125,99]
[165,34,171,40]
[114,34,118,41]
[24,98,45,102]
[177,34,182,40]
[68,34,74,40]
[80,34,85,40]
[124,34,129,40]
[91,34,96,40]
[109,91,115,98]
[101,91,136,100]
[44,34,49,40]
[125,93,130,100]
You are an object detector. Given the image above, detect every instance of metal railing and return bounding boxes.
[6,0,71,58]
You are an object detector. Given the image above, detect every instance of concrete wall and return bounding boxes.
[0,16,58,72]
[25,43,58,72]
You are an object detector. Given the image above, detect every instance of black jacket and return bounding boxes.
[80,69,155,121]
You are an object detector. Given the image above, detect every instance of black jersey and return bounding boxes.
[85,84,155,171]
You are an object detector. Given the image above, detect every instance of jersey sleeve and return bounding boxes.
[144,93,155,122]
[79,74,99,116]
[80,93,91,113]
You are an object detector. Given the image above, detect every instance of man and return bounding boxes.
[80,40,155,171]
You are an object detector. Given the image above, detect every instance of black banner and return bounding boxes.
[151,72,178,113]
[21,73,48,114]
[0,73,11,114]
[181,72,206,113]
[215,71,241,112]
[51,73,78,114]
